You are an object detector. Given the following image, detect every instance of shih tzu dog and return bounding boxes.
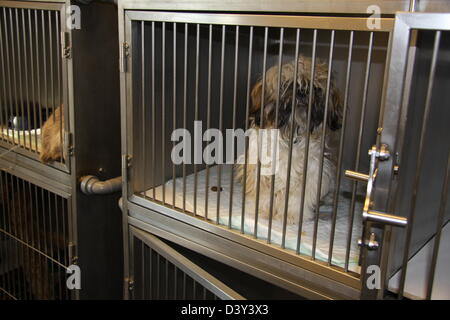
[235,55,342,225]
[40,105,64,163]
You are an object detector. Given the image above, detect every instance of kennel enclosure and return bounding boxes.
[118,0,450,300]
[0,0,123,299]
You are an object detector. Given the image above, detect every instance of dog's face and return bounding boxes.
[249,56,342,136]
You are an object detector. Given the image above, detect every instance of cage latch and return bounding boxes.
[345,144,407,250]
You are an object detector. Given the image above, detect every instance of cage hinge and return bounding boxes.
[61,31,71,59]
[120,42,130,73]
[65,132,74,157]
[68,242,78,265]
[127,278,134,292]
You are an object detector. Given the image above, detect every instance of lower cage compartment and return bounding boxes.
[129,226,304,300]
[0,170,72,300]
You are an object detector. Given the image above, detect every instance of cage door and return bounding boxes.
[352,13,450,299]
[128,226,245,300]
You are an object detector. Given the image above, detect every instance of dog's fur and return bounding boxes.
[235,55,343,224]
[40,105,64,163]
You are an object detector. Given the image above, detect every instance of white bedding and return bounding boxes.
[1,126,41,152]
[144,165,364,272]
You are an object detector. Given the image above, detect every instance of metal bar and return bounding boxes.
[9,9,19,146]
[156,252,160,298]
[270,27,285,244]
[241,26,253,234]
[141,21,146,200]
[193,24,200,216]
[0,8,7,142]
[279,28,300,246]
[254,27,269,239]
[228,25,239,229]
[151,21,156,199]
[2,8,15,147]
[126,12,394,32]
[28,9,38,154]
[161,22,166,204]
[398,30,441,299]
[312,30,335,260]
[20,9,31,150]
[344,31,374,272]
[296,29,318,253]
[56,10,62,163]
[172,22,177,209]
[41,10,49,122]
[173,266,177,299]
[216,24,226,225]
[204,24,213,220]
[35,10,43,141]
[426,152,450,299]
[182,23,188,213]
[141,241,144,299]
[328,30,354,265]
[165,258,168,299]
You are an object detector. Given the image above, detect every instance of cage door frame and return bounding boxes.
[360,12,450,299]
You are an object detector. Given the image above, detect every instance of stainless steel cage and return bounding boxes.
[0,1,68,171]
[0,0,123,300]
[0,170,72,300]
[119,1,450,300]
[120,7,394,299]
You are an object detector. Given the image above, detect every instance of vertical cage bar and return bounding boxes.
[9,9,19,146]
[35,10,43,139]
[151,21,156,199]
[193,23,200,216]
[398,30,441,299]
[228,25,239,229]
[241,26,253,234]
[328,30,353,265]
[28,9,38,154]
[216,24,226,225]
[269,27,284,243]
[312,30,335,260]
[279,28,300,245]
[56,11,63,163]
[204,24,213,220]
[254,27,269,239]
[20,9,32,150]
[295,29,318,253]
[0,8,6,142]
[182,23,188,213]
[41,10,49,123]
[2,9,15,146]
[141,21,147,199]
[172,22,177,208]
[426,153,450,299]
[344,32,373,271]
[161,22,166,204]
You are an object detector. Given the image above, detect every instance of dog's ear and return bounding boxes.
[327,88,343,131]
[250,80,263,114]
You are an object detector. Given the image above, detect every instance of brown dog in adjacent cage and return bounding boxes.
[40,105,65,164]
[235,55,342,225]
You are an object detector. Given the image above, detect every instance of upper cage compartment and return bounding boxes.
[0,2,68,170]
[123,12,393,275]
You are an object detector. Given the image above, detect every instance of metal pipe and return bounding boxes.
[79,175,122,195]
